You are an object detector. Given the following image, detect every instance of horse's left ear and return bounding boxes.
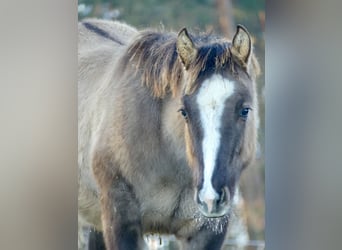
[231,25,252,64]
[177,28,198,70]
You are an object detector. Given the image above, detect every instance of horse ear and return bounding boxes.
[231,25,252,64]
[177,28,197,70]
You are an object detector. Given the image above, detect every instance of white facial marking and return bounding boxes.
[197,74,235,205]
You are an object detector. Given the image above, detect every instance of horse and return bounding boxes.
[78,19,260,250]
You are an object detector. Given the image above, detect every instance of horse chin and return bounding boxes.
[193,208,231,234]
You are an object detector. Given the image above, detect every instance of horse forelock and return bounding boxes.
[183,41,232,95]
[119,29,256,98]
[119,31,182,98]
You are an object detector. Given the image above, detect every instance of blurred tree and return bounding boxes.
[216,0,234,38]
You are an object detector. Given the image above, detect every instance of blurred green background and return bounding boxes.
[78,0,265,247]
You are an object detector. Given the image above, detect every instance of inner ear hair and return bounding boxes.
[176,28,198,70]
[231,24,252,65]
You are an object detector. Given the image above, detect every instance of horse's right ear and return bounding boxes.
[177,28,197,70]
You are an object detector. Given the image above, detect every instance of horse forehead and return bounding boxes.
[196,74,235,108]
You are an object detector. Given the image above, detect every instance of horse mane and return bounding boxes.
[119,29,259,98]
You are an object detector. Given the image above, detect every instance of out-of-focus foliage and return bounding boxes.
[79,0,263,36]
[78,0,265,243]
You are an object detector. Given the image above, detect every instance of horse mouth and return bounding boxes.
[198,206,230,218]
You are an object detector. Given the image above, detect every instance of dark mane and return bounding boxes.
[120,29,255,98]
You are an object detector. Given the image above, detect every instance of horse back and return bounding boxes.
[78,18,138,51]
[78,19,138,229]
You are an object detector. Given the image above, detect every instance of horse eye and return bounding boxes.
[240,108,251,119]
[178,108,188,119]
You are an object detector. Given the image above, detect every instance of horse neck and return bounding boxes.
[161,95,187,162]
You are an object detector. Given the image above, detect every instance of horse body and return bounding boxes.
[79,19,259,250]
[79,20,198,244]
[78,20,137,231]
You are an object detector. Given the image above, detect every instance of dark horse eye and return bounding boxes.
[178,108,188,119]
[240,108,251,119]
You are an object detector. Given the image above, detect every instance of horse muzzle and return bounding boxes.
[196,186,230,218]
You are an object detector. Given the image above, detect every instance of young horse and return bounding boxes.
[78,19,260,250]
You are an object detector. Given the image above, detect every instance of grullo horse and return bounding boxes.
[78,19,260,250]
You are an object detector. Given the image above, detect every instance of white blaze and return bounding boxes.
[196,74,235,204]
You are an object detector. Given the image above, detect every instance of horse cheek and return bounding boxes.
[184,124,199,183]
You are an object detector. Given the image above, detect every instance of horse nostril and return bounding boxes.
[218,187,230,205]
[196,191,203,205]
[197,191,216,212]
[219,191,225,203]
